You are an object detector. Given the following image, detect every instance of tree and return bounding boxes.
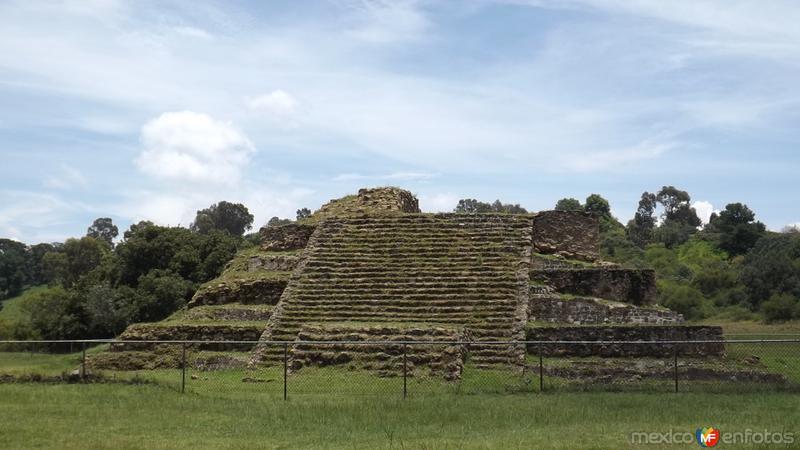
[761,293,798,323]
[133,270,195,322]
[652,186,701,247]
[626,192,657,248]
[41,251,69,285]
[454,199,527,214]
[59,237,108,287]
[554,198,582,211]
[116,222,237,286]
[656,186,701,226]
[490,200,528,214]
[584,194,611,218]
[740,233,800,309]
[83,283,137,337]
[27,243,57,285]
[454,199,492,213]
[654,220,695,249]
[266,217,293,227]
[87,217,118,246]
[709,203,766,256]
[296,208,312,220]
[582,193,620,233]
[659,282,709,320]
[191,201,254,236]
[23,287,88,340]
[0,239,28,299]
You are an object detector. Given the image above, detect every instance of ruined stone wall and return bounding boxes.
[355,187,420,213]
[532,211,599,261]
[312,187,421,221]
[260,223,316,251]
[113,324,263,351]
[526,325,724,357]
[188,278,287,307]
[531,268,657,305]
[529,296,683,325]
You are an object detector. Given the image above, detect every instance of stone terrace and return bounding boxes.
[251,214,532,368]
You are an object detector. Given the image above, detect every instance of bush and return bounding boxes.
[23,287,88,340]
[133,270,195,322]
[761,293,798,323]
[658,281,710,320]
[713,305,760,322]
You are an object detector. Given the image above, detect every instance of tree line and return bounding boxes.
[0,202,310,341]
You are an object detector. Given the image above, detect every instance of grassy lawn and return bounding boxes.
[712,319,800,337]
[2,319,800,448]
[0,285,48,324]
[1,384,798,449]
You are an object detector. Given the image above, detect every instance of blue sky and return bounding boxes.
[1,0,799,243]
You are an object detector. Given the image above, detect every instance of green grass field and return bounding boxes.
[1,384,798,449]
[3,306,800,448]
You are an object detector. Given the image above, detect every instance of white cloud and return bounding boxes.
[43,164,89,190]
[418,192,459,212]
[559,140,672,173]
[245,90,298,116]
[135,111,255,185]
[692,200,718,225]
[332,171,438,182]
[173,26,213,40]
[0,190,93,243]
[344,0,430,44]
[120,183,316,230]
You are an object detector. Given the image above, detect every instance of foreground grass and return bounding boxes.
[1,384,798,449]
[713,320,800,336]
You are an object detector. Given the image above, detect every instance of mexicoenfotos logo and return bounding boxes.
[696,427,720,447]
[630,427,795,446]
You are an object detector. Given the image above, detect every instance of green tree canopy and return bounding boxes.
[116,222,237,286]
[454,199,527,214]
[554,198,582,211]
[740,233,800,309]
[296,208,312,220]
[191,201,254,236]
[266,217,293,227]
[87,217,118,246]
[626,192,657,248]
[709,203,766,256]
[0,238,28,300]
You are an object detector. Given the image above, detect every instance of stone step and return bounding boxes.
[290,285,519,293]
[283,302,516,314]
[283,301,516,310]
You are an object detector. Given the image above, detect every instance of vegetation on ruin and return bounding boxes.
[554,188,800,323]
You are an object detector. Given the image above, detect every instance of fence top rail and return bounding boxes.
[2,339,799,345]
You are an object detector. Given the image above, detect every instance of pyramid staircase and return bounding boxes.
[251,214,533,369]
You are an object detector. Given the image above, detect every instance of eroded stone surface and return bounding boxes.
[526,325,724,357]
[530,295,682,325]
[531,268,657,305]
[532,211,599,261]
[260,224,316,251]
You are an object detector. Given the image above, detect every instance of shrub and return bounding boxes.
[761,293,798,323]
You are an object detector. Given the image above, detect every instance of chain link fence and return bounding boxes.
[1,339,798,397]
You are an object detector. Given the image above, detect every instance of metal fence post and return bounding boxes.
[538,341,543,393]
[673,343,679,393]
[81,342,86,382]
[403,343,408,399]
[181,343,187,394]
[283,343,288,401]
